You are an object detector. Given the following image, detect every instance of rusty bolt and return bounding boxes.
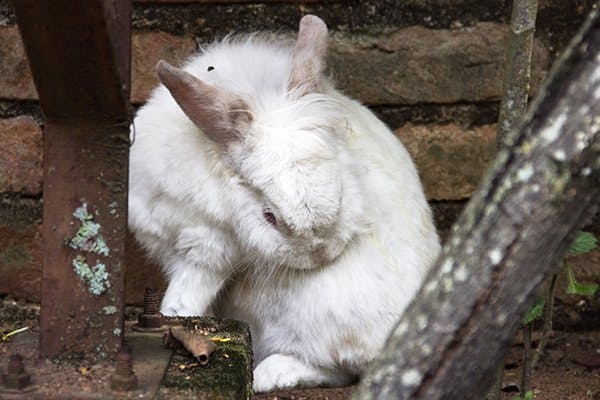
[2,354,31,390]
[137,287,163,329]
[143,287,160,314]
[111,345,137,392]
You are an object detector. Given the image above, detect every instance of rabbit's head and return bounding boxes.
[156,15,366,270]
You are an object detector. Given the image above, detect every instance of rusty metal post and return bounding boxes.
[14,0,132,358]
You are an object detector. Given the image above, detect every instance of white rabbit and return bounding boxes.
[128,15,440,392]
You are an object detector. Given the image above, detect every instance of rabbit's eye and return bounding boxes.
[263,212,277,227]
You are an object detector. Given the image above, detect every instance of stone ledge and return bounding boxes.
[158,317,253,400]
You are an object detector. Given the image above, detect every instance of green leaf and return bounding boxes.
[566,264,599,296]
[523,298,545,325]
[568,231,597,255]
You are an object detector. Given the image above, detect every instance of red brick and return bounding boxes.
[396,123,497,201]
[0,220,42,302]
[131,30,197,103]
[0,116,43,195]
[0,26,37,100]
[0,27,197,104]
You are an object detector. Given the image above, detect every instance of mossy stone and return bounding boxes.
[160,317,253,400]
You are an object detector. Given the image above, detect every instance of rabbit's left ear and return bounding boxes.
[156,60,252,145]
[288,15,328,96]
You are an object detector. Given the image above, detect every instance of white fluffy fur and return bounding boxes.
[129,17,440,392]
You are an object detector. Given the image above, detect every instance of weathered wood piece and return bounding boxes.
[497,0,539,146]
[14,0,132,358]
[355,10,600,400]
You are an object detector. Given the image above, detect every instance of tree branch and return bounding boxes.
[497,0,539,146]
[355,10,600,400]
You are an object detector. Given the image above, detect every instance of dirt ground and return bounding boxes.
[253,331,600,400]
[1,291,599,399]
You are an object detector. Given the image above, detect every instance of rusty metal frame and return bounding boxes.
[14,0,132,358]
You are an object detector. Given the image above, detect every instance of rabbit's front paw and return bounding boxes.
[253,354,351,393]
[160,261,227,317]
[160,298,202,317]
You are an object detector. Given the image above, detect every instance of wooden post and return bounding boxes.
[14,0,131,358]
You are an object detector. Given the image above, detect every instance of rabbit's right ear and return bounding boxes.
[156,60,251,145]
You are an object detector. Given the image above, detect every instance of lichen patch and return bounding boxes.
[401,368,423,387]
[70,202,110,256]
[69,202,112,296]
[72,256,111,295]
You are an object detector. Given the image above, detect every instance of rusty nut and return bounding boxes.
[138,313,163,329]
[111,373,137,392]
[2,372,31,390]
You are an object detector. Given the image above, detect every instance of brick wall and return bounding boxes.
[0,0,596,303]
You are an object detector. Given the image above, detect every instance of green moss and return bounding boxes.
[161,317,253,400]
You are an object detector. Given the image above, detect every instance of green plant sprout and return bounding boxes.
[565,231,598,296]
[516,231,598,400]
[1,326,30,342]
[512,390,533,400]
[523,230,598,325]
[522,298,545,325]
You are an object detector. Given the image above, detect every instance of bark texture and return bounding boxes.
[497,0,539,146]
[354,10,600,400]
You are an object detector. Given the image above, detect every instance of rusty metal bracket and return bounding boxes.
[14,0,132,358]
[0,324,172,400]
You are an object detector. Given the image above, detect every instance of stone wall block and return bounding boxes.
[0,116,42,195]
[396,123,497,200]
[0,198,42,302]
[131,30,198,103]
[329,22,550,105]
[0,27,198,104]
[0,26,37,100]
